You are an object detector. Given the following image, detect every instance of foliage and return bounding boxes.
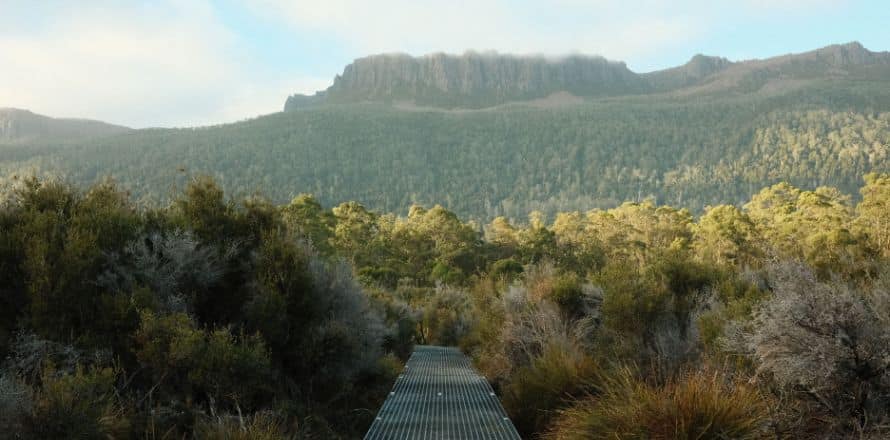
[4,103,889,222]
[857,172,890,257]
[730,261,890,435]
[134,311,274,409]
[191,412,293,440]
[545,368,770,440]
[0,174,887,438]
[503,343,601,436]
[25,366,130,440]
[0,374,31,435]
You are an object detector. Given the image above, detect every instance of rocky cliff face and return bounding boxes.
[804,41,886,67]
[287,52,649,109]
[330,52,648,105]
[285,42,890,110]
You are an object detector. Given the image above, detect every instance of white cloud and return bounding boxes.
[247,0,707,60]
[0,0,859,127]
[0,0,328,128]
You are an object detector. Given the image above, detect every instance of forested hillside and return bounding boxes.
[0,108,130,144]
[1,43,888,221]
[1,173,888,438]
[3,96,888,221]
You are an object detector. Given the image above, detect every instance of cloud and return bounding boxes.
[0,0,864,127]
[0,0,328,128]
[246,0,707,61]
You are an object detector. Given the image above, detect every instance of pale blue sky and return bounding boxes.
[1,0,887,128]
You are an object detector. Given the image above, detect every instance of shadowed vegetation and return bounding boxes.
[0,172,888,438]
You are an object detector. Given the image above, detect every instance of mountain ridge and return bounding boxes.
[285,42,890,110]
[0,108,130,144]
[3,42,888,221]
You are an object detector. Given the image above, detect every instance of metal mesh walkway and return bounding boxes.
[364,345,522,439]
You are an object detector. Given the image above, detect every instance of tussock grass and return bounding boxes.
[546,368,769,440]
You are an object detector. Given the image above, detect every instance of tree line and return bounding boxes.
[2,91,888,222]
[0,172,888,438]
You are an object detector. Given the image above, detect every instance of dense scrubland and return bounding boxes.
[1,172,888,439]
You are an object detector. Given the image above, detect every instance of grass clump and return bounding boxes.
[546,368,769,440]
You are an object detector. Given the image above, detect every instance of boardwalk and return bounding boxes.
[364,346,522,440]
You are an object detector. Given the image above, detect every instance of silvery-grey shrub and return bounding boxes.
[307,255,385,378]
[98,230,239,312]
[736,261,890,430]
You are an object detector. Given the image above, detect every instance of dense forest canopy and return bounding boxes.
[0,173,888,438]
[2,98,889,222]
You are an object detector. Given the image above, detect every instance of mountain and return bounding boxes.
[0,108,130,144]
[669,42,890,96]
[286,42,890,110]
[2,43,889,220]
[643,54,733,92]
[287,52,648,110]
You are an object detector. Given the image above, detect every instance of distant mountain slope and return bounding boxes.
[286,42,890,110]
[643,54,733,92]
[672,42,890,96]
[2,43,889,220]
[0,108,130,144]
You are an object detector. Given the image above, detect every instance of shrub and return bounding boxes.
[0,374,32,434]
[489,258,524,280]
[481,267,601,384]
[135,311,273,409]
[246,232,385,405]
[357,266,401,289]
[24,366,130,439]
[419,286,471,346]
[367,287,418,360]
[595,263,669,355]
[549,273,601,320]
[730,261,890,434]
[503,342,601,436]
[430,261,464,285]
[546,368,769,440]
[192,411,292,440]
[3,333,109,384]
[97,230,238,315]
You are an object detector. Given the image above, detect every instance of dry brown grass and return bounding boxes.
[545,367,770,440]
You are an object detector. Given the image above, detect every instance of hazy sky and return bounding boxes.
[1,0,888,128]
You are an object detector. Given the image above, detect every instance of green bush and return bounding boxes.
[489,258,524,280]
[418,286,471,346]
[25,367,130,439]
[135,311,273,409]
[549,274,589,319]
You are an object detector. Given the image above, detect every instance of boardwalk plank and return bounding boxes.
[365,345,522,440]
